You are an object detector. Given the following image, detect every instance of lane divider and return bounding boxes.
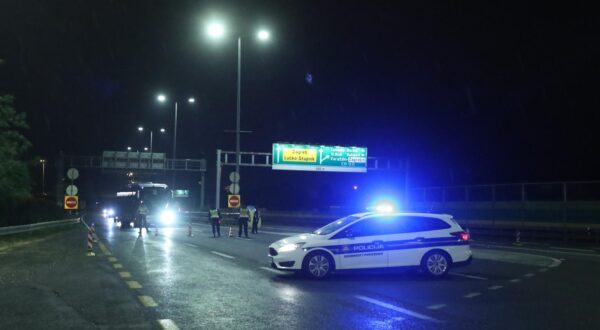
[509,278,521,283]
[463,292,481,298]
[211,251,235,259]
[487,285,503,290]
[138,295,158,307]
[126,281,143,289]
[426,304,447,310]
[355,295,442,323]
[449,272,488,280]
[113,263,123,269]
[524,273,535,277]
[259,266,288,275]
[119,271,132,278]
[158,319,180,330]
[108,256,118,262]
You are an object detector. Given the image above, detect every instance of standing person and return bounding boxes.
[248,206,256,234]
[238,206,249,238]
[252,208,261,234]
[137,201,149,236]
[209,208,221,237]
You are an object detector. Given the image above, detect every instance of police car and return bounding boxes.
[268,212,472,279]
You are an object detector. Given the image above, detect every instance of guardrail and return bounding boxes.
[0,218,80,236]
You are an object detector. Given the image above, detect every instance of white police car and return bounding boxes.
[268,212,472,279]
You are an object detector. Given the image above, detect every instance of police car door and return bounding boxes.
[387,216,453,267]
[332,217,388,269]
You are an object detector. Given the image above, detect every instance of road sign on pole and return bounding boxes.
[229,183,240,194]
[66,185,78,196]
[229,171,240,183]
[64,196,79,210]
[67,168,79,180]
[227,194,241,208]
[272,143,367,172]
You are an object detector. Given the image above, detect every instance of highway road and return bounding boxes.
[1,216,599,329]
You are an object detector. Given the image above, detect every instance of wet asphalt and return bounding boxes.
[1,216,600,329]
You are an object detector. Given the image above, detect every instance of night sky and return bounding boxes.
[1,1,598,188]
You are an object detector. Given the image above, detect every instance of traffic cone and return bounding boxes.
[91,222,98,242]
[86,227,95,256]
[228,226,233,237]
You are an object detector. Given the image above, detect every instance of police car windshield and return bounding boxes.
[313,216,360,235]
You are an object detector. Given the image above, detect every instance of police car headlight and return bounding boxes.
[279,242,305,253]
[160,210,176,224]
[108,208,115,216]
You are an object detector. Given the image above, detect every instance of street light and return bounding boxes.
[156,94,195,160]
[206,21,271,195]
[127,146,132,151]
[40,159,47,195]
[137,126,166,154]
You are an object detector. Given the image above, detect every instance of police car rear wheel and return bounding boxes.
[303,252,334,279]
[422,251,450,277]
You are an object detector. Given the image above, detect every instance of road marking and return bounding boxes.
[211,251,235,259]
[550,246,594,253]
[539,268,548,272]
[510,278,521,283]
[524,273,535,277]
[427,304,447,310]
[113,263,123,269]
[449,272,488,280]
[126,281,142,289]
[258,230,301,236]
[98,242,111,255]
[184,243,198,248]
[488,285,503,290]
[392,317,405,321]
[118,272,131,278]
[138,295,158,307]
[108,257,118,262]
[355,295,441,323]
[474,243,596,258]
[463,292,481,298]
[259,266,289,275]
[158,319,180,330]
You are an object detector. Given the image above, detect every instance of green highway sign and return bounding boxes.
[272,143,368,173]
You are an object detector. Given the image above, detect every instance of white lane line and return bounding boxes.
[463,292,481,298]
[184,243,198,248]
[158,319,180,330]
[211,251,235,259]
[259,266,289,275]
[524,273,535,277]
[539,268,548,272]
[392,317,405,321]
[355,295,441,323]
[474,243,596,258]
[258,230,302,236]
[449,272,488,280]
[488,285,503,290]
[427,304,447,310]
[510,278,521,283]
[550,246,594,253]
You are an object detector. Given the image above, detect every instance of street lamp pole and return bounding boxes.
[236,37,241,180]
[150,130,153,154]
[173,101,178,160]
[40,159,46,195]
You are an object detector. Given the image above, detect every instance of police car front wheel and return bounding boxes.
[303,252,334,279]
[421,250,451,277]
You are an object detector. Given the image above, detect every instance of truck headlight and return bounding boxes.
[279,242,305,253]
[160,210,176,224]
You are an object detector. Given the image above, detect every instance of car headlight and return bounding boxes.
[160,210,176,224]
[108,208,115,216]
[278,242,305,253]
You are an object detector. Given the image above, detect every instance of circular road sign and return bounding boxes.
[65,196,78,209]
[65,185,78,196]
[228,195,240,208]
[67,168,79,180]
[229,183,240,194]
[229,171,240,183]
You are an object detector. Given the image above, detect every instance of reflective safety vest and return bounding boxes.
[138,205,149,215]
[239,208,250,218]
[209,209,219,218]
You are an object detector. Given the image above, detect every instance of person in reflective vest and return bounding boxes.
[209,209,221,238]
[137,201,150,235]
[238,207,249,238]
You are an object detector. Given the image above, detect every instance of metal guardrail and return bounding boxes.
[0,218,80,236]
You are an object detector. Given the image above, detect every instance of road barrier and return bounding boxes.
[86,226,95,256]
[0,218,80,236]
[91,222,98,242]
